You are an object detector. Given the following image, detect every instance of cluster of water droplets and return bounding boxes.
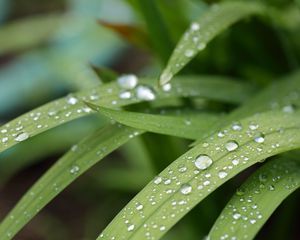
[211,158,300,240]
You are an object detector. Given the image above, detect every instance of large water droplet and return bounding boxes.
[67,95,78,105]
[117,74,138,89]
[225,141,239,152]
[180,183,192,195]
[218,171,228,179]
[162,83,172,92]
[154,176,162,185]
[194,154,213,170]
[15,132,29,142]
[136,85,156,101]
[254,133,265,143]
[191,22,200,31]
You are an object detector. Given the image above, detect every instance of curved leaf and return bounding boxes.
[209,156,300,240]
[0,124,144,239]
[0,75,252,154]
[87,105,220,140]
[98,110,300,240]
[159,1,265,85]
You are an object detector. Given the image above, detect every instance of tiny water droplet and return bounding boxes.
[70,165,80,174]
[225,141,239,152]
[15,132,29,142]
[180,183,192,195]
[232,122,242,131]
[117,74,138,89]
[194,154,213,170]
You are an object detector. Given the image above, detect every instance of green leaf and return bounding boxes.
[87,104,220,140]
[0,124,144,239]
[192,70,300,146]
[0,75,252,154]
[98,110,300,240]
[209,155,300,239]
[159,1,265,85]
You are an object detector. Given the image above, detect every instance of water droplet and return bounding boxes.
[217,131,225,138]
[178,165,187,173]
[194,154,213,170]
[180,183,192,195]
[218,171,228,179]
[136,85,156,101]
[154,176,162,184]
[15,132,29,142]
[232,122,242,131]
[127,224,135,232]
[162,83,172,92]
[232,159,239,165]
[225,141,239,152]
[269,185,275,191]
[236,188,245,196]
[119,91,132,99]
[136,202,144,211]
[197,43,206,50]
[254,133,265,143]
[185,49,194,57]
[233,213,241,219]
[249,123,258,130]
[117,74,138,89]
[67,96,78,105]
[259,174,267,182]
[282,104,295,113]
[191,22,200,31]
[70,165,80,174]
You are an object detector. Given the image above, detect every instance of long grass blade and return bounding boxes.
[0,124,144,239]
[159,1,264,85]
[0,75,252,154]
[87,105,220,140]
[209,155,300,240]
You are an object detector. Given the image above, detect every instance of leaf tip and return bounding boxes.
[159,71,173,86]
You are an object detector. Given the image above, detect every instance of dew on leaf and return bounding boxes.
[225,140,239,152]
[180,183,192,195]
[117,74,138,89]
[136,85,156,101]
[14,132,29,142]
[194,154,213,170]
[254,133,265,143]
